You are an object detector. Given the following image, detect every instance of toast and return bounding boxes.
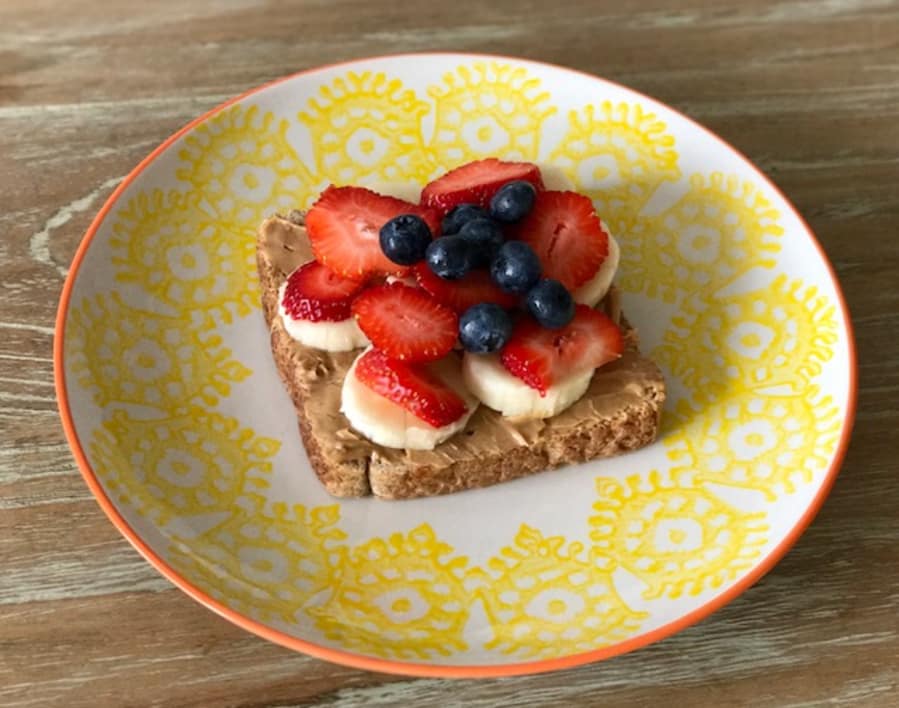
[257,212,665,499]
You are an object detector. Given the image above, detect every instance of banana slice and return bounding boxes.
[573,233,619,307]
[361,181,421,203]
[462,352,593,420]
[278,281,369,352]
[341,351,479,450]
[539,165,577,191]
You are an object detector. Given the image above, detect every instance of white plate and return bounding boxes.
[55,53,856,677]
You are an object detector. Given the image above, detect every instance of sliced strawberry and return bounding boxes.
[281,261,367,322]
[413,262,518,313]
[421,158,545,216]
[352,282,458,362]
[500,305,624,395]
[305,186,440,279]
[355,348,468,428]
[514,190,609,290]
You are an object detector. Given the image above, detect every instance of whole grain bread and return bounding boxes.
[257,213,665,499]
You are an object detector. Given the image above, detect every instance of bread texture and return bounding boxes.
[257,213,665,500]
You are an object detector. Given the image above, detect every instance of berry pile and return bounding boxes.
[286,157,619,409]
[379,158,609,356]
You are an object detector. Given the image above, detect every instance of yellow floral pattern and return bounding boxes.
[654,275,840,397]
[665,389,841,500]
[299,71,435,188]
[63,59,848,665]
[590,471,768,599]
[89,409,277,525]
[309,525,470,659]
[168,502,345,623]
[617,172,785,303]
[110,189,258,324]
[474,526,646,659]
[428,62,556,166]
[66,292,250,410]
[176,103,315,227]
[549,101,680,233]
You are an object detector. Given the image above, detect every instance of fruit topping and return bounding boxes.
[306,185,439,278]
[514,190,609,290]
[458,217,504,267]
[490,240,542,295]
[458,303,513,354]
[441,203,489,235]
[421,158,544,216]
[501,305,624,395]
[425,235,473,280]
[281,261,367,322]
[379,214,433,266]
[489,180,537,223]
[526,278,575,329]
[355,348,468,428]
[414,263,518,313]
[351,282,458,362]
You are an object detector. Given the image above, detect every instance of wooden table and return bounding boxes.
[1,1,896,705]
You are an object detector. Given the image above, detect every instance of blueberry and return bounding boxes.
[526,279,575,329]
[489,180,537,223]
[441,203,489,235]
[490,241,542,295]
[459,303,513,354]
[458,218,504,267]
[379,214,432,265]
[426,236,472,280]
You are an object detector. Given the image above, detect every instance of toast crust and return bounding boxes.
[257,214,665,499]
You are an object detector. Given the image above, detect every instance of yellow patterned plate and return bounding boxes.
[55,53,856,677]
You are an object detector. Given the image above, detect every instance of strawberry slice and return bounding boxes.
[413,262,518,313]
[355,348,467,428]
[352,282,458,362]
[281,261,367,322]
[421,158,545,216]
[306,186,440,279]
[500,305,624,395]
[514,190,609,290]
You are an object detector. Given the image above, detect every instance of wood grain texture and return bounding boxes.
[0,0,896,705]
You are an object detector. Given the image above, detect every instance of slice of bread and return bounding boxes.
[257,213,665,500]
